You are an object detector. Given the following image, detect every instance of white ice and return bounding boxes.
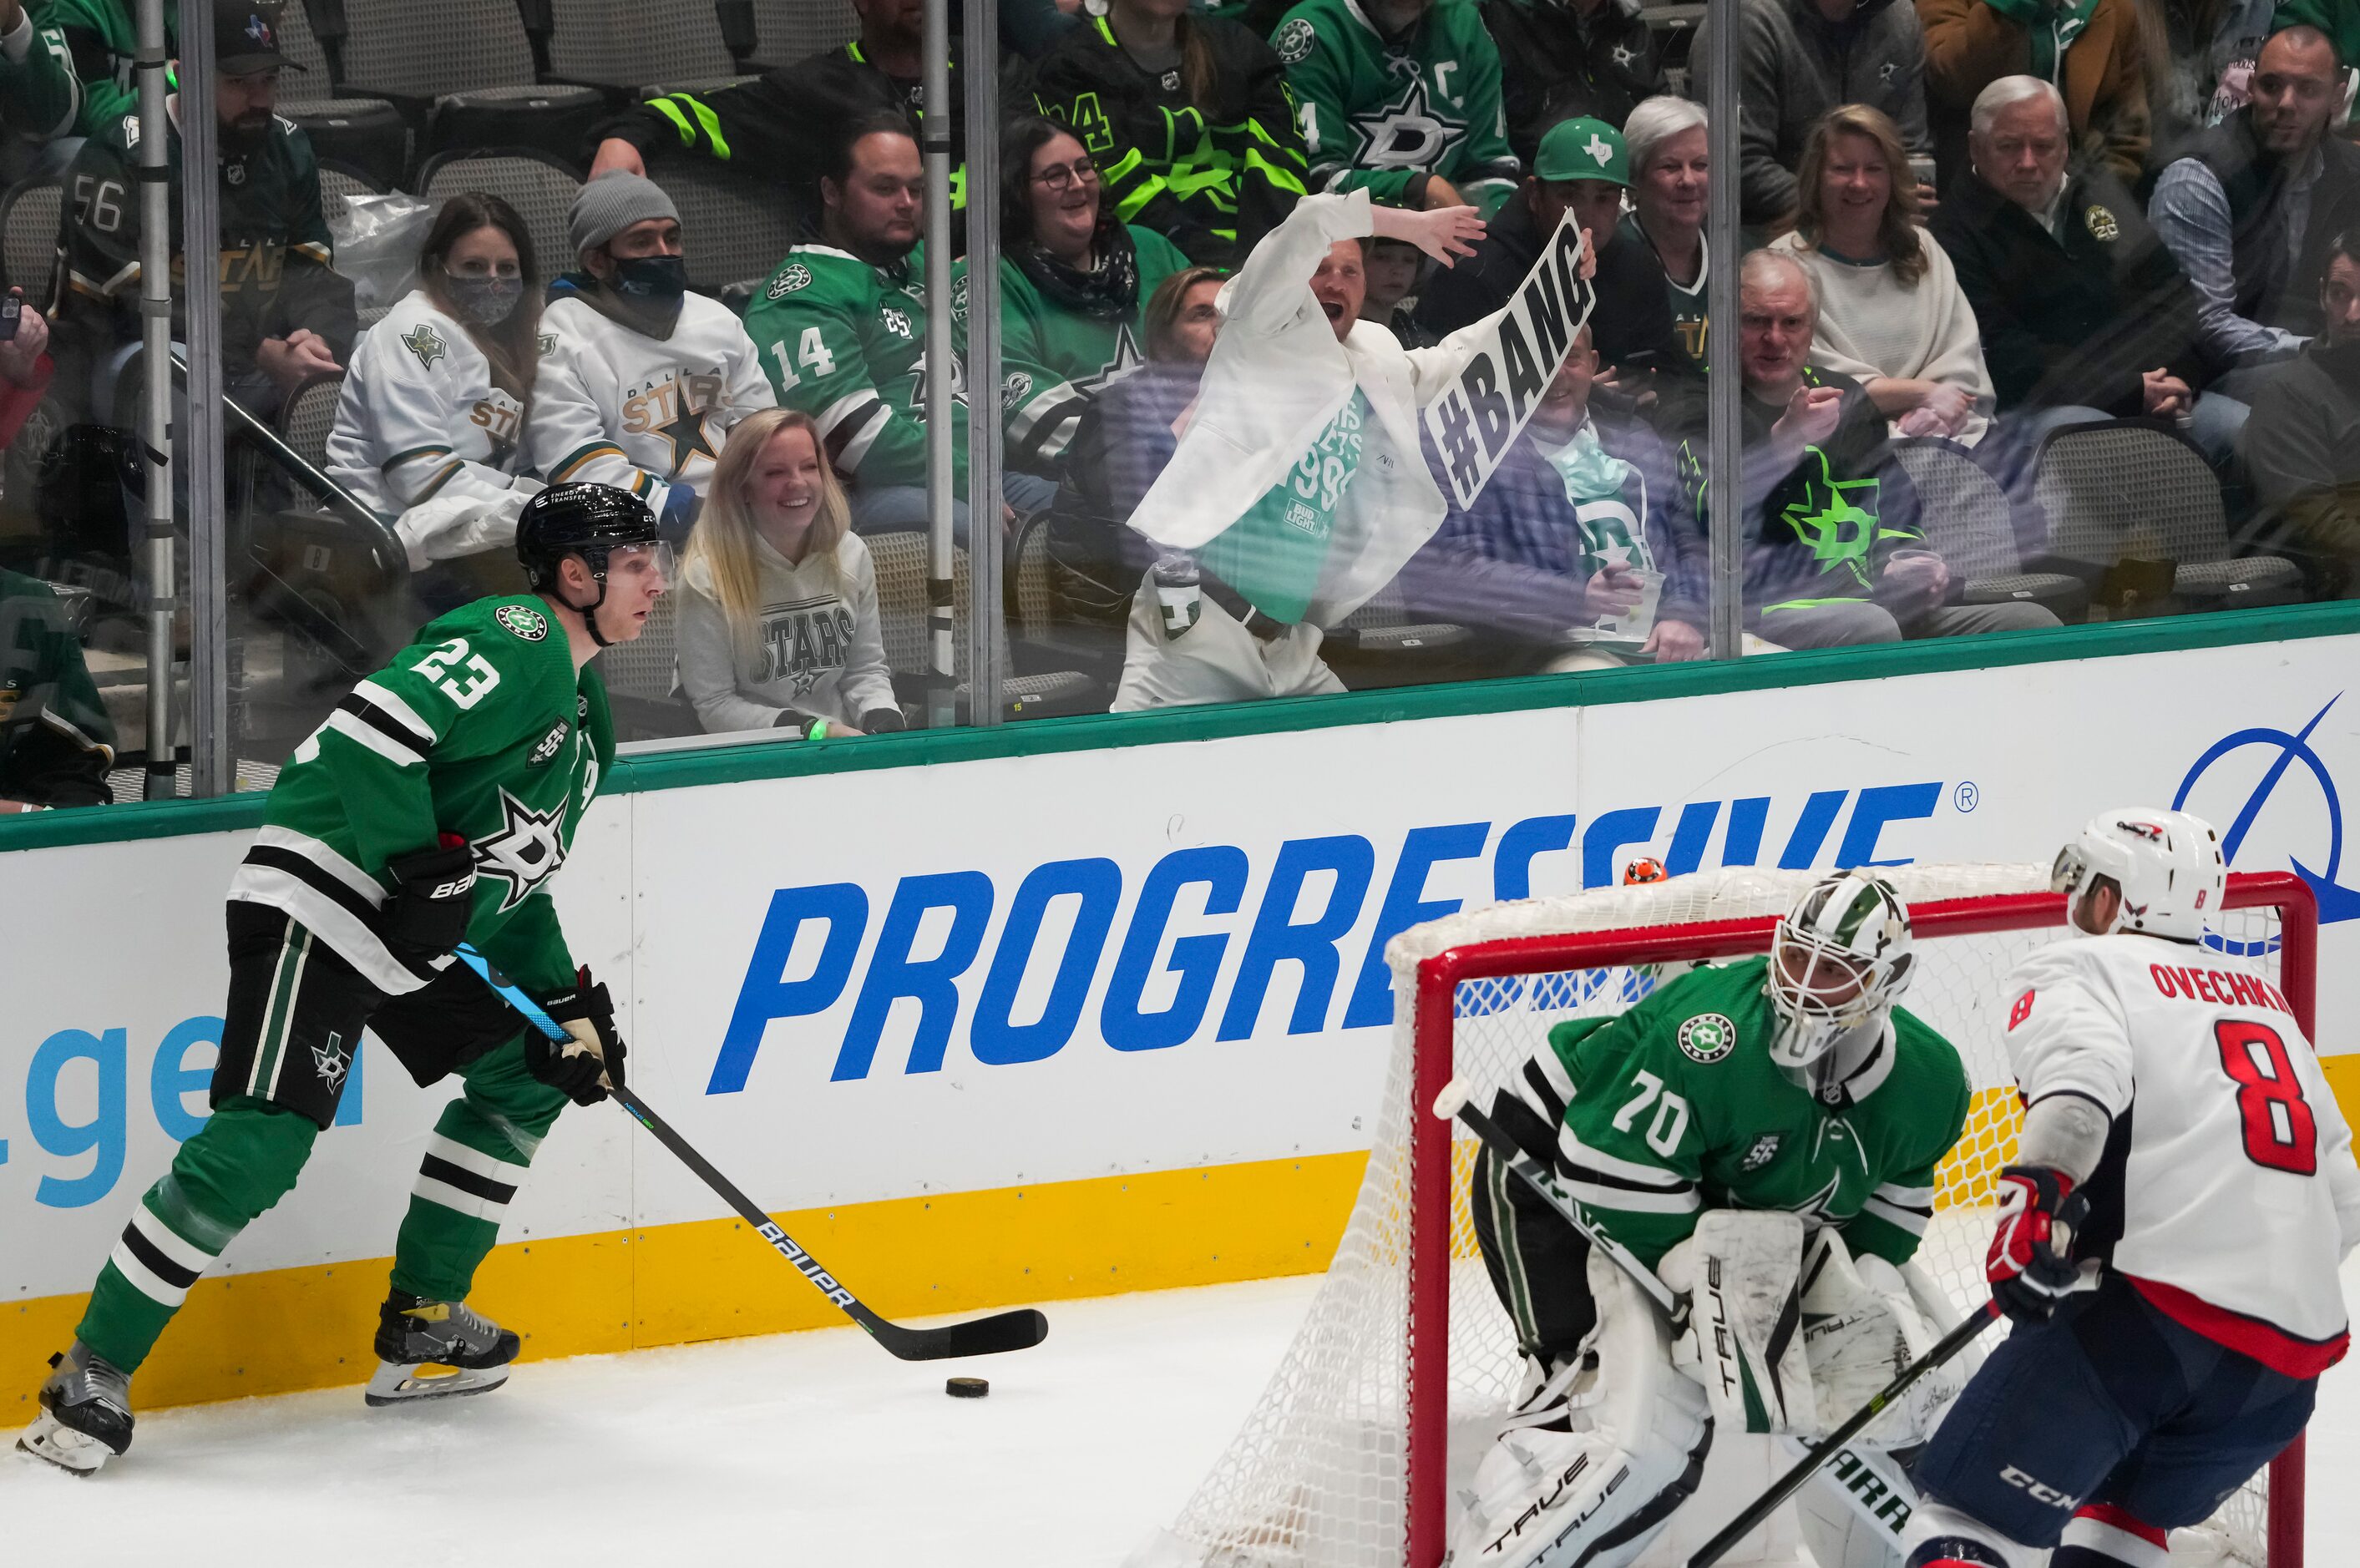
[9,1259,2360,1567]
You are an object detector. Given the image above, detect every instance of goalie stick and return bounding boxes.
[457,944,1050,1362]
[1430,1078,2000,1565]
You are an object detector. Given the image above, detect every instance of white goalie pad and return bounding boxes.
[1800,1232,1964,1450]
[1660,1211,1814,1436]
[1793,1441,1924,1568]
[1449,1253,1714,1568]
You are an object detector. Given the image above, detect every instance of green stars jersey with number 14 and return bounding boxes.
[228,594,614,1001]
[1272,0,1520,215]
[1522,956,1970,1272]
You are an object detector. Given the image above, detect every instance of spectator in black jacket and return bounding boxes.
[1481,0,1664,164]
[1398,322,1706,670]
[1026,0,1309,268]
[587,0,965,226]
[1931,75,2238,465]
[1416,118,1684,401]
[0,568,115,809]
[2246,229,2360,594]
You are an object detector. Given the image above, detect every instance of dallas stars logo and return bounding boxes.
[1778,448,1881,588]
[470,788,570,913]
[1351,79,1466,170]
[1677,1011,1737,1063]
[311,1030,352,1092]
[1076,324,1146,397]
[1611,42,1639,69]
[403,322,447,371]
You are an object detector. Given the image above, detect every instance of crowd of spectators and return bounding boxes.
[3,0,2359,781]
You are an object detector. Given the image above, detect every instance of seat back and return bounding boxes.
[749,0,858,67]
[868,530,975,678]
[277,372,347,474]
[600,586,682,701]
[417,151,584,285]
[1010,513,1060,641]
[2,181,61,313]
[661,159,800,294]
[314,161,388,228]
[273,0,341,102]
[1891,438,2022,578]
[342,0,539,99]
[551,0,735,89]
[2033,421,2232,569]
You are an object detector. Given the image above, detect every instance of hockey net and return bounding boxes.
[1142,865,2315,1568]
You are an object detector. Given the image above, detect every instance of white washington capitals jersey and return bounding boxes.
[526,289,775,518]
[2003,932,2360,1375]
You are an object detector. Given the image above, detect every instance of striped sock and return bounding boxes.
[76,1189,231,1373]
[389,1131,534,1302]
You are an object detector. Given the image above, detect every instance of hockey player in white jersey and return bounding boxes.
[327,192,549,579]
[1905,808,2360,1568]
[526,173,774,544]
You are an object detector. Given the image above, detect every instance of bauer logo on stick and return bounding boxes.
[1678,1011,1737,1063]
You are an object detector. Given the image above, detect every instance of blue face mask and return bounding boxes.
[610,253,688,303]
[444,272,523,326]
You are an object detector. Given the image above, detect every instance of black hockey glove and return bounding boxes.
[530,967,626,1106]
[380,839,479,964]
[1985,1164,2090,1325]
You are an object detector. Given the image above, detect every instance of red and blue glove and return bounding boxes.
[1986,1164,2090,1324]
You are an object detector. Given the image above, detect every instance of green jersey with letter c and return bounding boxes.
[227,594,614,999]
[1527,956,1969,1271]
[1272,0,1519,214]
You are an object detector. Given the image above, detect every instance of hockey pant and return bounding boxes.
[1111,574,1349,711]
[75,905,572,1374]
[1909,1273,2314,1556]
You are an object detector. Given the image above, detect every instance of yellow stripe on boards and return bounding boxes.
[3,1153,1365,1415]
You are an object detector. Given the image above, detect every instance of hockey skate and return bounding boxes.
[365,1291,521,1407]
[17,1341,134,1474]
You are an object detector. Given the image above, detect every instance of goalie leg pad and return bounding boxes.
[1659,1210,1814,1434]
[1450,1253,1712,1568]
[1794,1441,1924,1568]
[1800,1232,1965,1449]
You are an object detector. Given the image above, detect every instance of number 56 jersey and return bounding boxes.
[229,595,613,1002]
[2003,933,2360,1375]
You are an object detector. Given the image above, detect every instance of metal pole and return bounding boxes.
[180,12,233,796]
[920,0,957,728]
[134,0,174,797]
[1704,0,1744,662]
[961,0,1003,727]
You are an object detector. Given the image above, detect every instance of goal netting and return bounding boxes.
[1135,864,2312,1568]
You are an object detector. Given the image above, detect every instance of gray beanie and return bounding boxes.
[570,171,680,261]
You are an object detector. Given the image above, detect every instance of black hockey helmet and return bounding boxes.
[516,483,662,645]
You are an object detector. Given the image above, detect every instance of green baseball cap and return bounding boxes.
[1535,118,1629,185]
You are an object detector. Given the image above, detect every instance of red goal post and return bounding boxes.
[1402,869,2317,1568]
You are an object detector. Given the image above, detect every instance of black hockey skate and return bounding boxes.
[17,1341,134,1474]
[365,1290,521,1407]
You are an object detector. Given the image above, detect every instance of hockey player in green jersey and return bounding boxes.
[1458,870,1974,1568]
[1270,0,1522,217]
[16,485,666,1474]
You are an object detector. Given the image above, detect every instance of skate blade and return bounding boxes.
[363,1359,511,1408]
[16,1414,113,1474]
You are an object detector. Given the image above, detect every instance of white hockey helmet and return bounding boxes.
[2051,807,2226,941]
[1765,870,1916,1070]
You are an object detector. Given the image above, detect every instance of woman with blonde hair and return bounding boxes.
[674,408,903,739]
[1770,104,1994,442]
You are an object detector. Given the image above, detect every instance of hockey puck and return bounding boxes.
[945,1377,990,1399]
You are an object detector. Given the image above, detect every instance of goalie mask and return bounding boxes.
[1765,872,1914,1078]
[2051,807,2225,942]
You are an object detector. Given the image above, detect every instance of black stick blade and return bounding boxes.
[867,1307,1051,1361]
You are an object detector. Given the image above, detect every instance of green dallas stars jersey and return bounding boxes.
[1516,956,1969,1272]
[227,595,614,1000]
[1271,0,1520,215]
[744,242,967,494]
[998,224,1193,473]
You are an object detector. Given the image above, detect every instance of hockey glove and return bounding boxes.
[1986,1164,2090,1324]
[529,967,626,1105]
[380,839,478,964]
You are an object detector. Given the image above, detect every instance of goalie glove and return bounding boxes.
[530,967,626,1106]
[1986,1164,2089,1325]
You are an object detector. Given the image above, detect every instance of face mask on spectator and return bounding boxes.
[609,253,689,304]
[444,272,524,327]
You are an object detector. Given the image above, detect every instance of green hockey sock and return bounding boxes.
[389,1039,569,1303]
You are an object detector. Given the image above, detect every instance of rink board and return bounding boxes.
[7,613,2360,1410]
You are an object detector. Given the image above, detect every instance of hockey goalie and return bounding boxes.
[1457,869,1975,1568]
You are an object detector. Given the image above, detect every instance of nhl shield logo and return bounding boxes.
[1677,1012,1737,1063]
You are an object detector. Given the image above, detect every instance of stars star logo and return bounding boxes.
[1351,78,1466,170]
[1074,325,1147,397]
[470,788,570,913]
[1879,60,1897,83]
[1611,42,1638,68]
[1777,448,1882,584]
[652,375,722,473]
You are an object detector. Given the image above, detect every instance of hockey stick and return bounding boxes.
[1431,1079,2000,1565]
[454,944,1050,1361]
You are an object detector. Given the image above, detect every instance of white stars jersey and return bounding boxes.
[526,286,775,519]
[2002,931,2360,1376]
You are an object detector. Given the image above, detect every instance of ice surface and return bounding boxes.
[10,1258,2360,1566]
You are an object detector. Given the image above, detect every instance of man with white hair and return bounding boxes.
[1931,76,2236,463]
[1671,248,2056,646]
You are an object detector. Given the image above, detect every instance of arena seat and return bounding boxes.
[598,588,701,738]
[0,180,60,314]
[416,150,584,286]
[550,0,737,92]
[1892,437,2089,622]
[868,530,1105,720]
[656,159,800,296]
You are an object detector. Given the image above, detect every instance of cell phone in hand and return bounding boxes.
[1,290,21,343]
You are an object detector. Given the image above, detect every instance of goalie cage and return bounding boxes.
[1136,863,2316,1568]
